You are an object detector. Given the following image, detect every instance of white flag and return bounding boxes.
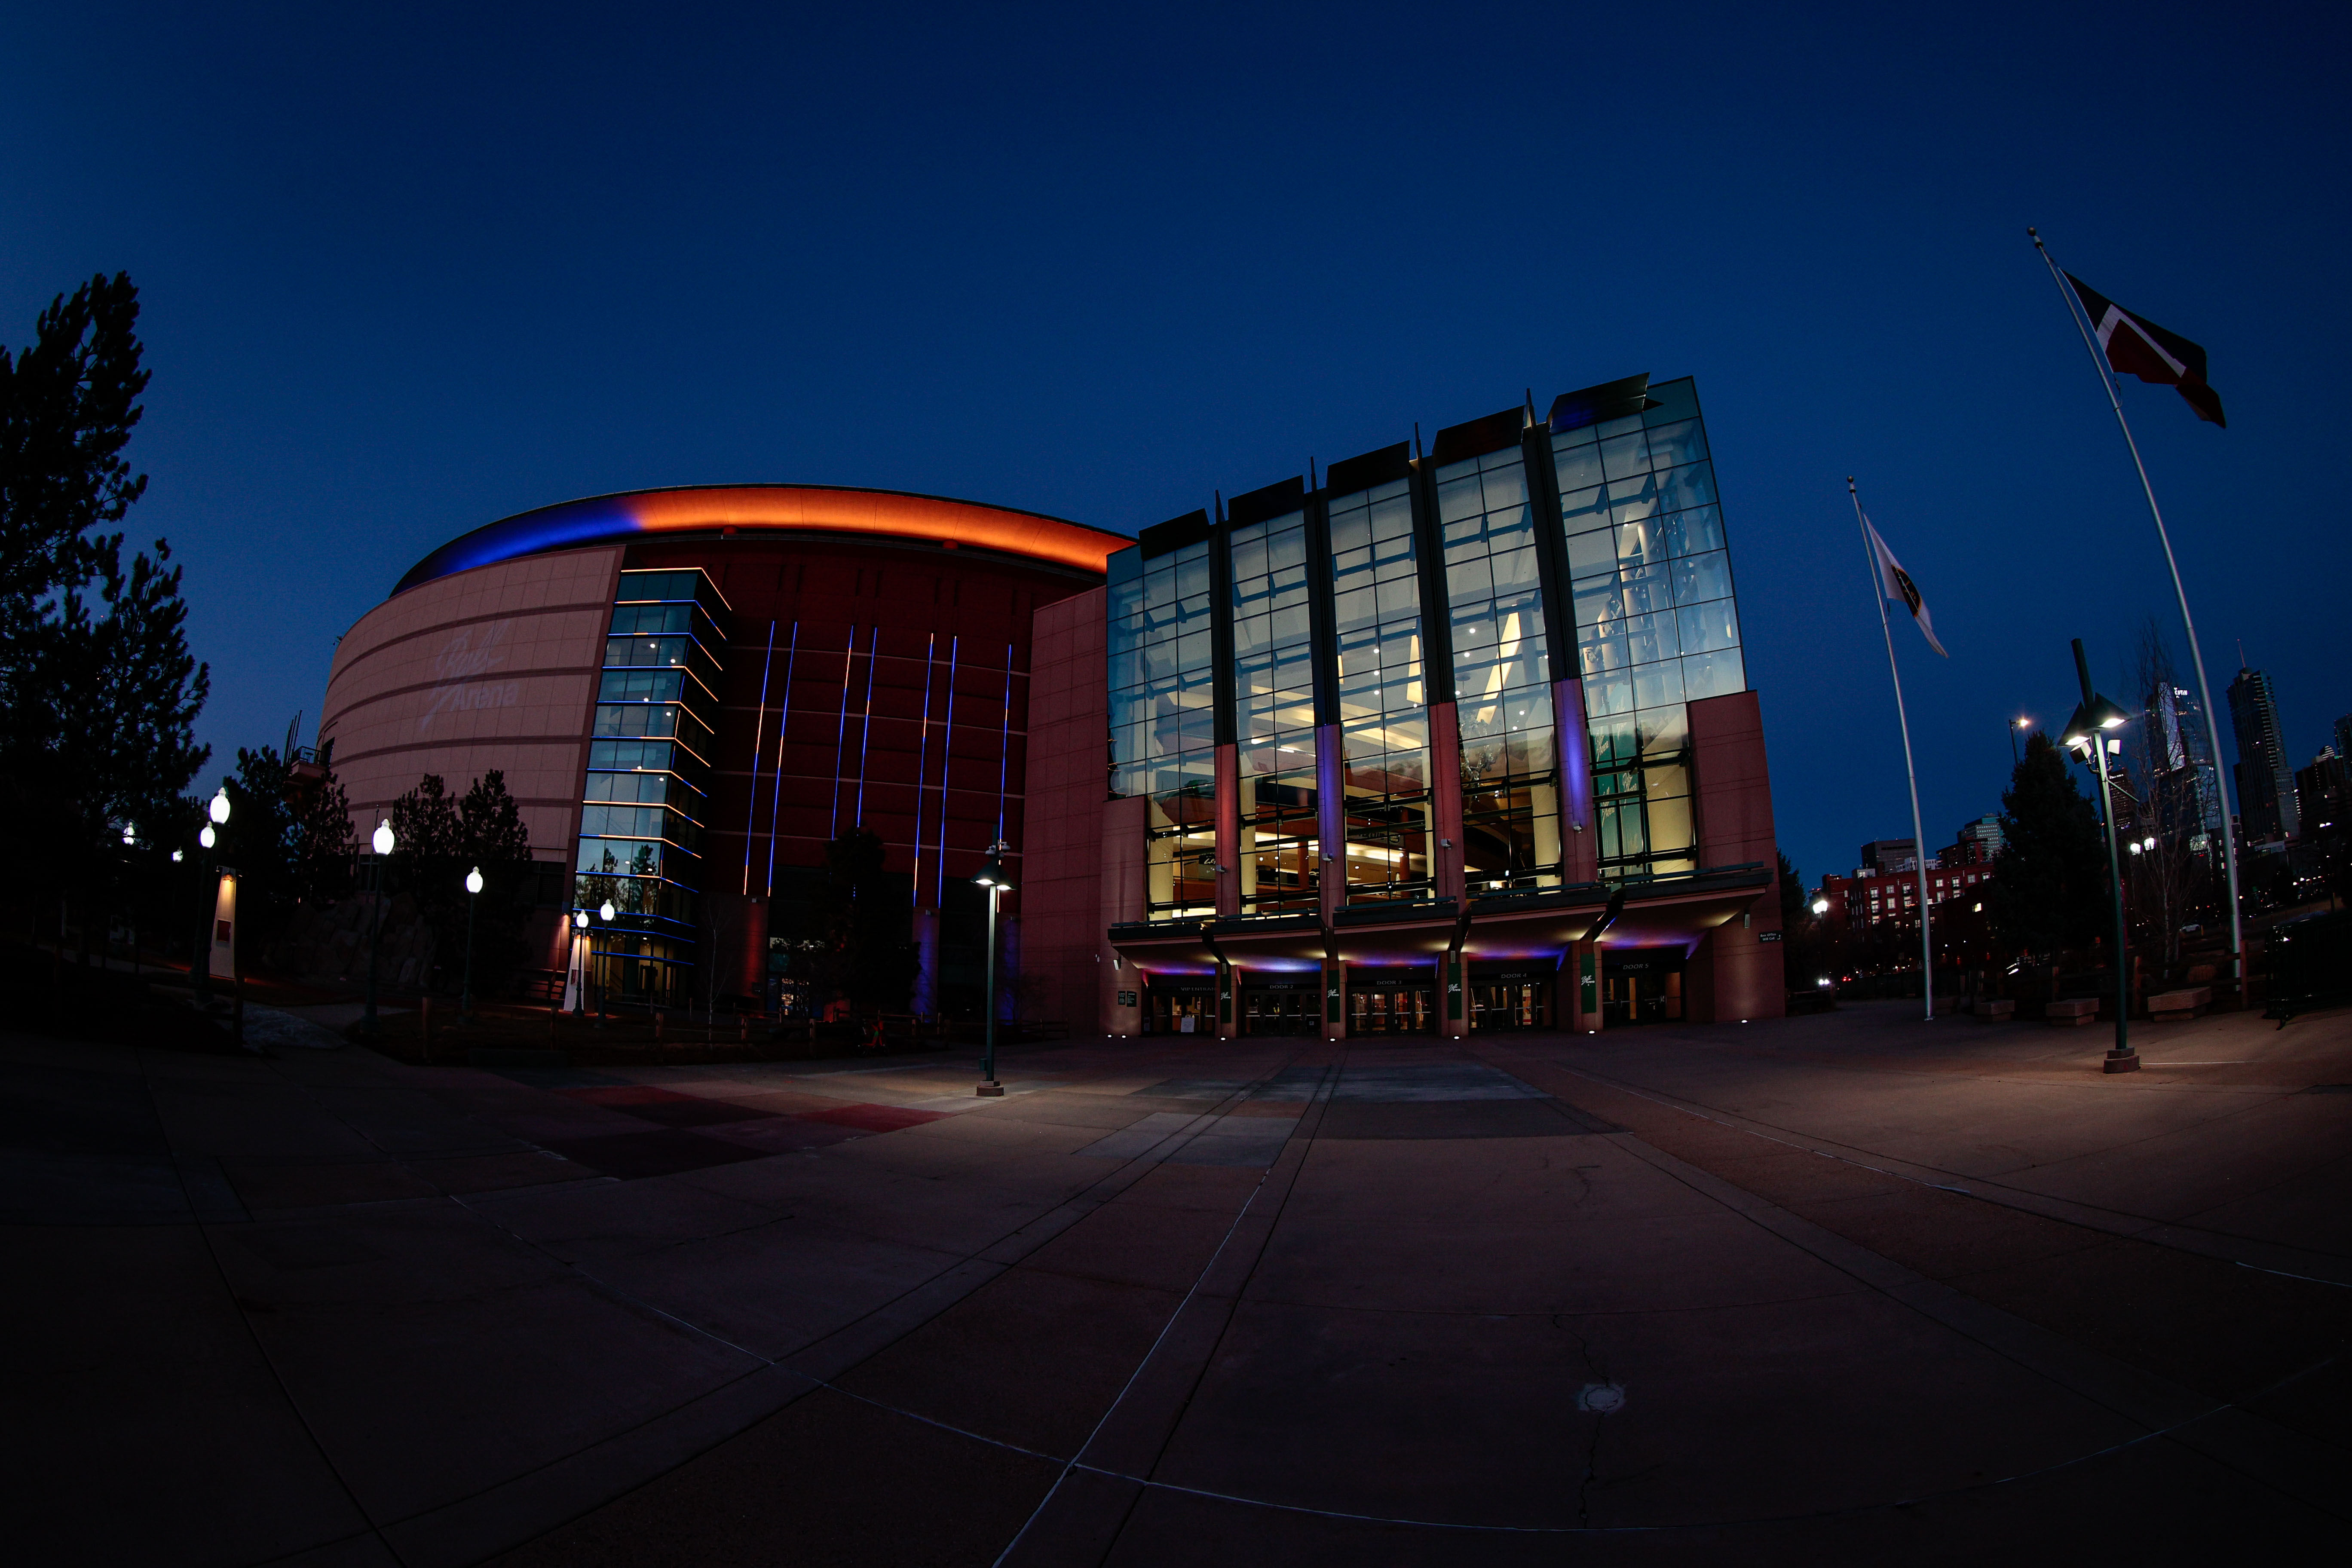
[1864,517,1948,657]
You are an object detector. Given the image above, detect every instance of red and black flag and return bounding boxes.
[2066,274,2226,427]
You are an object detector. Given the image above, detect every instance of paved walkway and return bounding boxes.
[8,1002,2347,1564]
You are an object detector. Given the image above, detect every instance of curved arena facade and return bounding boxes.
[320,485,1127,1011]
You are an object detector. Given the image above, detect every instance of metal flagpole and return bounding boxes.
[2029,228,2244,993]
[1850,479,1936,1022]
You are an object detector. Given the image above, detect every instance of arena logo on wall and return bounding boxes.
[420,619,521,733]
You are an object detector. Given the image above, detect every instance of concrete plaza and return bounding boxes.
[9,1001,2349,1565]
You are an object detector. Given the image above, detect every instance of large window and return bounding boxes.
[1229,509,1318,913]
[1434,444,1560,896]
[1556,379,1740,880]
[1109,541,1216,921]
[1329,479,1432,903]
[575,569,726,1003]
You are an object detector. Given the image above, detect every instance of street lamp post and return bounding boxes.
[594,899,615,1027]
[570,908,589,1018]
[194,787,230,1003]
[461,866,483,1017]
[2062,639,2136,1074]
[972,842,1012,1098]
[2011,716,2031,768]
[363,818,396,1035]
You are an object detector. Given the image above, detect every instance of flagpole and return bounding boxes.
[2028,228,2244,994]
[1850,478,1936,1023]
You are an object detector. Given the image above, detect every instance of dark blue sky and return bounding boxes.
[5,3,2345,884]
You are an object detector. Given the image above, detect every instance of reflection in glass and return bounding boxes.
[1436,441,1560,896]
[1552,380,1737,883]
[1331,478,1434,904]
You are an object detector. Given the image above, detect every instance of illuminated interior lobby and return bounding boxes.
[1021,373,1785,1038]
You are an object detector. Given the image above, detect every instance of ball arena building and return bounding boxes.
[318,372,1785,1035]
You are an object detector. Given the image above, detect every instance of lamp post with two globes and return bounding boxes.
[2061,638,2136,1074]
[362,818,396,1035]
[193,787,231,1003]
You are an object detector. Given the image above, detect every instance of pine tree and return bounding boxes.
[1986,732,2108,961]
[293,751,357,906]
[0,276,208,935]
[455,770,536,994]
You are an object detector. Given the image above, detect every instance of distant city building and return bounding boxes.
[1813,857,1992,933]
[1859,838,1917,876]
[2226,665,2299,841]
[2147,681,2225,844]
[1940,814,2003,866]
[2335,714,2352,763]
[2297,749,2349,838]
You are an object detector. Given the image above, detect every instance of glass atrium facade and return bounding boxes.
[1329,472,1433,904]
[575,567,728,1004]
[1559,379,1741,879]
[1108,375,1745,918]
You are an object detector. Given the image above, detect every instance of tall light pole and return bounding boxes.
[2011,715,2031,768]
[973,841,1012,1098]
[2063,639,2136,1074]
[363,817,396,1035]
[461,866,483,1017]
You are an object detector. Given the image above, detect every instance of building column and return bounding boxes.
[739,898,768,1004]
[1104,949,1141,1037]
[1555,676,1599,884]
[1570,938,1602,1034]
[1317,722,1344,921]
[911,906,940,1015]
[1442,945,1469,1039]
[1430,700,1466,904]
[1215,742,1241,918]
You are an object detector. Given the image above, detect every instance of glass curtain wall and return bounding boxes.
[576,568,726,1003]
[1434,444,1561,896]
[1554,379,1743,881]
[1228,509,1319,913]
[1109,541,1216,920]
[1328,479,1433,903]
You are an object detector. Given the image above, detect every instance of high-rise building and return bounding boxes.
[2226,665,2299,840]
[2334,714,2352,761]
[2147,681,2225,843]
[2297,750,2349,839]
[1943,814,2003,865]
[1859,839,1918,875]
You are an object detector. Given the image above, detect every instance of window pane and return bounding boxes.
[1600,430,1651,480]
[1676,599,1740,653]
[1682,647,1746,699]
[1672,550,1733,605]
[1658,462,1717,513]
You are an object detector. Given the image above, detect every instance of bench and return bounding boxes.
[2046,997,2099,1026]
[1975,998,2015,1021]
[2147,985,2213,1022]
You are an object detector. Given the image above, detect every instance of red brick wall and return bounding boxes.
[1016,587,1108,1032]
[1688,689,1785,1021]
